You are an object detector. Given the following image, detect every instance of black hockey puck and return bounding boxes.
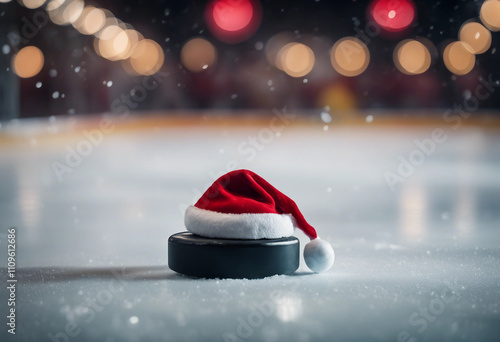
[168,232,299,279]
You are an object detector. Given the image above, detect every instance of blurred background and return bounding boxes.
[1,3,500,341]
[0,0,499,120]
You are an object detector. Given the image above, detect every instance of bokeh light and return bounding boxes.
[181,38,217,73]
[275,43,315,78]
[480,0,500,32]
[394,39,431,75]
[94,15,122,38]
[205,0,262,43]
[63,0,84,24]
[459,22,492,54]
[73,6,106,35]
[45,0,65,10]
[18,0,46,9]
[128,39,164,75]
[94,25,142,62]
[330,37,370,77]
[443,41,476,76]
[12,46,44,78]
[265,32,294,67]
[370,0,416,32]
[95,25,126,60]
[47,0,84,26]
[120,29,143,60]
[213,0,253,31]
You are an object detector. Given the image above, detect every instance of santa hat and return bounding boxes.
[184,169,335,273]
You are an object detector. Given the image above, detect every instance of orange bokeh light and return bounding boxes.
[12,46,44,78]
[330,37,370,77]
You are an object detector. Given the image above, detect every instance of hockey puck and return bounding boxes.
[168,232,299,279]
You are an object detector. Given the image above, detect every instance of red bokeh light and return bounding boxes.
[370,0,416,32]
[205,0,262,43]
[213,0,253,32]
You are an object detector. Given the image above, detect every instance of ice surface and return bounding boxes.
[0,120,499,341]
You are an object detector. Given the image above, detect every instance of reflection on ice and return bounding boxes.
[455,152,478,234]
[455,184,476,234]
[400,182,427,240]
[17,166,41,240]
[275,293,302,323]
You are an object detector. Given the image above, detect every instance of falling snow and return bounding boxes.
[366,115,373,123]
[36,82,42,88]
[320,111,332,123]
[2,44,10,54]
[107,81,113,87]
[49,69,57,77]
[52,91,60,99]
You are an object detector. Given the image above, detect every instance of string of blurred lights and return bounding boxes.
[10,0,165,78]
[5,0,500,81]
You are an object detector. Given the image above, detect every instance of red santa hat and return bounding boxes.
[184,169,335,273]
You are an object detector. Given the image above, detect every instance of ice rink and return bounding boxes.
[0,115,499,341]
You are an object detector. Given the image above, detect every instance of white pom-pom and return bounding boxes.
[304,238,335,273]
